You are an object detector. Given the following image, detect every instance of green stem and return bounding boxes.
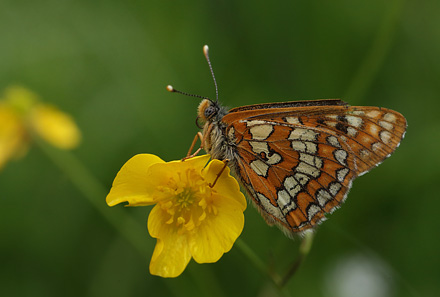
[35,139,149,258]
[235,238,274,280]
[280,231,314,287]
[344,0,405,101]
[235,238,292,297]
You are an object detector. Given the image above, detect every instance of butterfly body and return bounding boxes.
[198,97,406,237]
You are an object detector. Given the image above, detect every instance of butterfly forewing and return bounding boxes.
[221,102,406,234]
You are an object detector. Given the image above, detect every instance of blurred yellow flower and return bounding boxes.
[106,154,247,278]
[0,86,81,169]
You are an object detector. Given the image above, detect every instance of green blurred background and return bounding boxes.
[1,0,439,296]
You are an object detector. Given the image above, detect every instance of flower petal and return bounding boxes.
[147,154,210,182]
[4,85,38,113]
[30,104,81,149]
[148,205,192,278]
[144,154,211,192]
[147,202,171,239]
[0,105,27,169]
[187,159,246,263]
[106,154,165,206]
[203,159,247,210]
[149,237,192,278]
[189,194,245,263]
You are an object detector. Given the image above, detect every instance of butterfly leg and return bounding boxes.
[183,132,204,160]
[208,159,229,188]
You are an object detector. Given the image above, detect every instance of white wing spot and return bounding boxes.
[299,153,323,169]
[337,168,350,182]
[369,124,380,136]
[317,189,332,207]
[250,141,269,154]
[250,124,273,140]
[267,152,282,165]
[250,141,282,165]
[324,121,337,128]
[291,140,318,154]
[305,142,318,154]
[307,204,321,221]
[250,160,269,177]
[334,149,348,166]
[296,161,320,178]
[284,175,298,188]
[277,190,289,206]
[383,112,397,123]
[246,120,266,127]
[289,128,318,141]
[329,182,342,196]
[327,136,341,148]
[366,110,381,118]
[291,140,306,152]
[347,127,358,137]
[372,142,382,152]
[346,115,363,128]
[295,173,310,185]
[379,120,393,131]
[278,190,297,214]
[285,116,300,124]
[351,110,365,116]
[284,176,301,197]
[256,193,287,224]
[227,126,235,141]
[379,131,392,144]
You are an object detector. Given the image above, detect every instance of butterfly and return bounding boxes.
[168,45,407,237]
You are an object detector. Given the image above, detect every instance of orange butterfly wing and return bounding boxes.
[221,99,406,235]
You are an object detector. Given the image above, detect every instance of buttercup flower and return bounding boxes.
[0,86,81,169]
[106,154,247,278]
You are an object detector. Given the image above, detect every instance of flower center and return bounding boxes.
[175,188,194,211]
[158,168,214,233]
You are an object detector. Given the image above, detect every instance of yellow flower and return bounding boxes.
[106,154,247,278]
[0,86,81,169]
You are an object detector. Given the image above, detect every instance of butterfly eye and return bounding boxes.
[204,105,218,119]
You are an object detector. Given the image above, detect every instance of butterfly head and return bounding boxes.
[197,98,220,122]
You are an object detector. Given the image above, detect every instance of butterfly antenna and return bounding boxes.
[203,45,219,103]
[166,85,210,100]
